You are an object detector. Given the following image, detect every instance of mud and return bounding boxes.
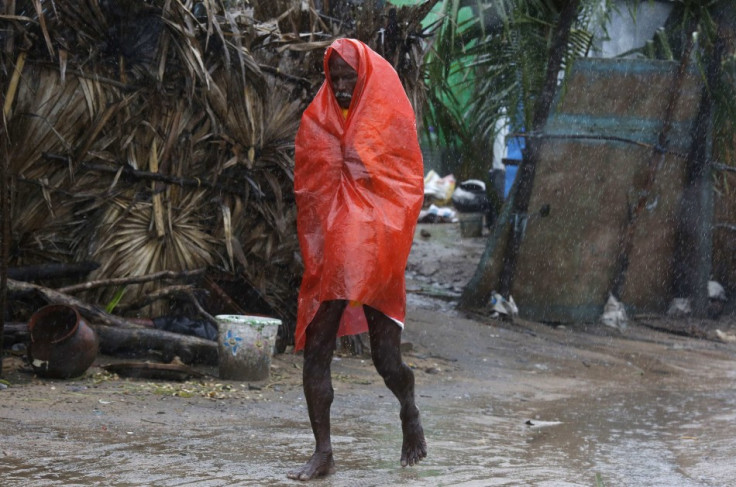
[2,222,736,486]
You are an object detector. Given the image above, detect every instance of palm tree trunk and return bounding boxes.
[460,0,582,308]
[672,21,725,316]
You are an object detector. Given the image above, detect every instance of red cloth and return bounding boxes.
[293,38,424,351]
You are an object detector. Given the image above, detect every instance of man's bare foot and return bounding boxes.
[400,406,427,467]
[287,450,336,481]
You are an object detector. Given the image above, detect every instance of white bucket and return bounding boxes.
[216,315,281,381]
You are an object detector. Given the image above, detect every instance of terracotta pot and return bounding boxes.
[28,304,99,379]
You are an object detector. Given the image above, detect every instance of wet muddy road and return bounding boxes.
[3,311,736,486]
[3,223,736,486]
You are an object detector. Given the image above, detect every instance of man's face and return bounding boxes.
[328,54,358,110]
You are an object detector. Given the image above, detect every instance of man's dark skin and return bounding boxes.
[329,55,357,109]
[287,54,427,481]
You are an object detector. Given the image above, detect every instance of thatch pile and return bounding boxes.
[0,0,435,345]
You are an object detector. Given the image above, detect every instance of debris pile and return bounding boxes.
[0,0,437,359]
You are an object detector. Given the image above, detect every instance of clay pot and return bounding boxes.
[28,304,99,379]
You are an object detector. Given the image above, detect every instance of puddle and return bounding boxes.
[3,386,735,486]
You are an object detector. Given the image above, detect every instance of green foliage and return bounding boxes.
[105,288,126,314]
[622,0,736,167]
[422,0,734,181]
[422,0,608,180]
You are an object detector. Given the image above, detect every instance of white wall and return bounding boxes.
[589,0,674,58]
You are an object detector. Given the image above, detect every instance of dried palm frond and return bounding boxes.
[2,1,271,311]
[5,63,115,266]
[80,189,217,316]
[0,0,438,339]
[354,0,440,116]
[211,80,303,322]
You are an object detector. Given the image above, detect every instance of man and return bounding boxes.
[288,38,426,481]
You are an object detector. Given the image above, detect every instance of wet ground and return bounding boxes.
[2,223,736,486]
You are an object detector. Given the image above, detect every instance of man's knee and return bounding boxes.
[372,349,405,379]
[304,343,336,374]
[305,302,344,351]
[303,368,334,396]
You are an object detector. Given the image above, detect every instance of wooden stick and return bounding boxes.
[149,138,166,238]
[184,288,219,327]
[93,324,218,365]
[57,268,206,294]
[8,262,99,282]
[2,323,30,343]
[2,0,17,54]
[41,152,285,201]
[111,284,218,328]
[113,284,194,313]
[258,64,312,88]
[7,278,140,329]
[204,277,247,315]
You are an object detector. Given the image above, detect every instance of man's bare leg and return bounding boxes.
[288,300,346,481]
[365,305,427,467]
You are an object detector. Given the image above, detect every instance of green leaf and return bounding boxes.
[105,287,127,314]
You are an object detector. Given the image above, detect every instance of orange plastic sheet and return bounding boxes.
[293,39,424,351]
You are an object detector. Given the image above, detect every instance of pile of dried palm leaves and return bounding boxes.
[0,0,436,347]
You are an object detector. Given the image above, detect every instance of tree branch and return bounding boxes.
[184,288,218,327]
[58,268,206,294]
[114,284,195,313]
[7,278,139,328]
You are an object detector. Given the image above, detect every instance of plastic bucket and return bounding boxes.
[216,315,281,381]
[459,213,483,238]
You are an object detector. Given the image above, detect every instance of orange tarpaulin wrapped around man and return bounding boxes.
[289,38,426,480]
[294,39,424,349]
